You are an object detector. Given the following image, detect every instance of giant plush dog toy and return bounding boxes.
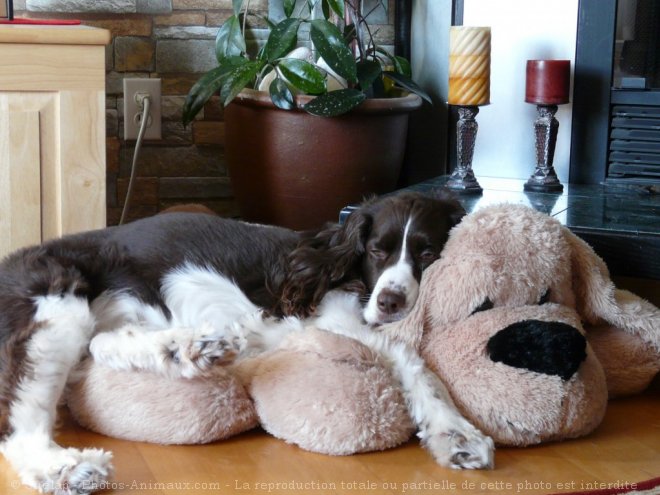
[67,204,660,452]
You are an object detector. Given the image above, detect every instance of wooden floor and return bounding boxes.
[1,379,659,495]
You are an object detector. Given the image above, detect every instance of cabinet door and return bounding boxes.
[0,90,105,258]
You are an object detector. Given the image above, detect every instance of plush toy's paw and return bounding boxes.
[424,427,494,470]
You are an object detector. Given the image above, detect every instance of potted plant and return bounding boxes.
[183,0,431,230]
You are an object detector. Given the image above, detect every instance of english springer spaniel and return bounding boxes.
[0,191,493,494]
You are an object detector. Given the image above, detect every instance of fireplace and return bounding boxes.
[571,0,660,186]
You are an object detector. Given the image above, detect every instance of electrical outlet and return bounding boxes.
[123,78,162,140]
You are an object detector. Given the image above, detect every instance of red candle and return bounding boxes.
[525,60,570,105]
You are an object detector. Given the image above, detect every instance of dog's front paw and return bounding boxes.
[188,333,245,367]
[424,426,494,470]
[167,323,246,376]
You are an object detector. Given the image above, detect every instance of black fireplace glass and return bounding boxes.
[613,0,660,89]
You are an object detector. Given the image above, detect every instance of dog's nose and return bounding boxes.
[377,289,406,315]
[486,320,587,380]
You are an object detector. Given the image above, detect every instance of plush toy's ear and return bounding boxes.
[565,229,660,352]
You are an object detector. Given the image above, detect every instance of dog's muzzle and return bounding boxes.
[486,320,587,380]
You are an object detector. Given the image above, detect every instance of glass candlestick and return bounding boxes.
[524,60,570,193]
[524,104,563,192]
[447,106,483,194]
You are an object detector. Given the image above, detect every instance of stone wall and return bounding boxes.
[14,0,395,225]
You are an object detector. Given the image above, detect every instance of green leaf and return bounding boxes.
[394,55,412,78]
[182,57,248,126]
[383,71,433,104]
[269,78,295,110]
[321,0,330,19]
[303,89,366,117]
[220,60,265,107]
[310,19,357,83]
[277,59,326,95]
[326,0,345,18]
[283,0,295,17]
[232,0,243,16]
[356,59,382,92]
[216,15,246,62]
[263,18,301,62]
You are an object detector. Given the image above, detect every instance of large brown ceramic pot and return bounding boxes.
[224,89,422,230]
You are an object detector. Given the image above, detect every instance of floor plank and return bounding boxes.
[1,380,658,495]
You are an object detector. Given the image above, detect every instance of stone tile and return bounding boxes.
[363,0,388,24]
[119,144,161,177]
[370,24,395,45]
[158,73,204,95]
[156,39,216,73]
[108,205,158,225]
[154,26,217,39]
[106,96,117,109]
[159,176,233,199]
[83,16,153,36]
[119,145,226,177]
[115,36,156,71]
[193,121,224,145]
[117,176,160,205]
[172,0,233,9]
[106,109,119,137]
[205,11,234,27]
[107,72,151,96]
[154,11,205,26]
[136,0,171,14]
[27,0,136,13]
[106,137,121,173]
[106,171,119,208]
[105,42,114,71]
[161,96,187,120]
[161,121,193,145]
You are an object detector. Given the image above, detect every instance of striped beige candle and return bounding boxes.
[448,26,491,106]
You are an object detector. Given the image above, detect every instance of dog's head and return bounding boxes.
[280,191,465,324]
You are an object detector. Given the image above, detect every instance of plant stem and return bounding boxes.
[241,0,251,42]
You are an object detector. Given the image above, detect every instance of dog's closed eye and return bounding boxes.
[471,297,494,315]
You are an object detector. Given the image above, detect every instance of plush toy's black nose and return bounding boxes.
[486,320,587,380]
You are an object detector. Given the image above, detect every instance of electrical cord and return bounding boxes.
[120,94,151,225]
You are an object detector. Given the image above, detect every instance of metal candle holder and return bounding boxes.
[446,106,483,194]
[524,60,570,193]
[524,104,564,193]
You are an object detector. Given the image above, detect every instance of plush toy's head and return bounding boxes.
[388,203,660,446]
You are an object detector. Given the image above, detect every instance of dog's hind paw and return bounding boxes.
[424,427,494,470]
[24,448,113,494]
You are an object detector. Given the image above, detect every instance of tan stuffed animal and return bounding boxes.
[67,204,659,453]
[386,203,660,446]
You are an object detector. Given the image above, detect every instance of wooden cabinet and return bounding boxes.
[0,25,110,258]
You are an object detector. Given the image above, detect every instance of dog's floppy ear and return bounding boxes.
[433,189,466,227]
[565,229,660,352]
[279,207,372,317]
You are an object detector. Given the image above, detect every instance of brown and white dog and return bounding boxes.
[0,191,492,494]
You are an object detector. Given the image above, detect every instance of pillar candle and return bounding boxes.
[448,26,491,106]
[525,60,570,105]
